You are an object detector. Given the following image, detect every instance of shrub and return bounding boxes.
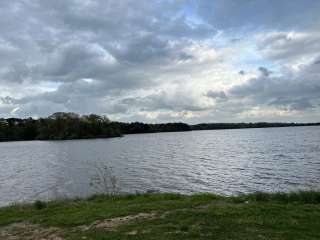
[90,163,120,196]
[33,200,46,210]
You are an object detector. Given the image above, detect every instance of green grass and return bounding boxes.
[1,192,320,239]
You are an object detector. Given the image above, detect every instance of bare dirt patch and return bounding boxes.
[80,212,157,231]
[1,212,158,239]
[0,222,63,240]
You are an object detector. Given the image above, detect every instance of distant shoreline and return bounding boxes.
[1,112,319,142]
[0,123,319,143]
[191,122,320,131]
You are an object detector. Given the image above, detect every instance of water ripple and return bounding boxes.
[0,126,320,206]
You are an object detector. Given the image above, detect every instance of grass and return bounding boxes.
[0,192,320,239]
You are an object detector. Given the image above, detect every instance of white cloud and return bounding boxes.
[0,1,319,122]
[256,31,320,64]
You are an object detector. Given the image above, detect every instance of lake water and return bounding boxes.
[0,126,320,206]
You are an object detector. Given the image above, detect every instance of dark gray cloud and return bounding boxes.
[0,96,15,105]
[196,0,320,30]
[206,90,228,102]
[269,98,314,111]
[229,62,320,112]
[37,42,118,82]
[0,0,319,122]
[0,0,213,83]
[258,67,272,77]
[120,90,210,113]
[257,32,320,61]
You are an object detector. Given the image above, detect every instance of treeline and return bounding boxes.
[0,112,319,141]
[116,122,191,134]
[191,122,320,131]
[0,112,190,141]
[0,113,122,141]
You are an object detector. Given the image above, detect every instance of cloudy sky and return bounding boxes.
[0,0,320,123]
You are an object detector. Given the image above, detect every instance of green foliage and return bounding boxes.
[0,112,193,141]
[0,113,120,141]
[33,200,47,210]
[247,191,320,204]
[115,121,191,134]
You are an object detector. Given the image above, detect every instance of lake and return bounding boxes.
[0,126,320,206]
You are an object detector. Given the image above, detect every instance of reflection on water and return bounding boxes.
[0,126,320,206]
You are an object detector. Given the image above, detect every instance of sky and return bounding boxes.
[0,0,320,123]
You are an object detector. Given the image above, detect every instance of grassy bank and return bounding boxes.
[1,192,320,239]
